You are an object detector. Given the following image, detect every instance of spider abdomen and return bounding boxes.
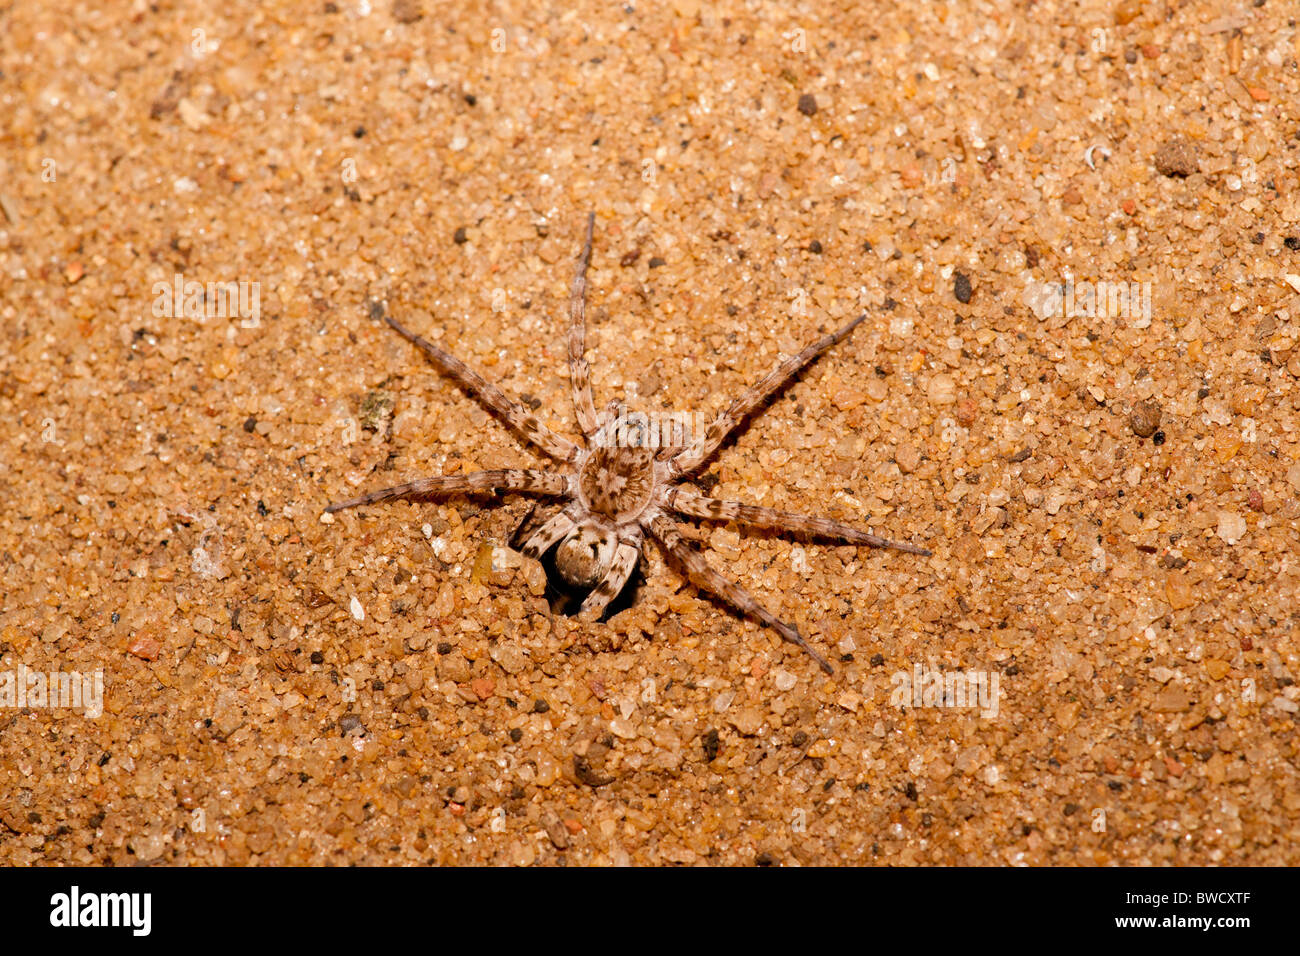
[554,525,617,589]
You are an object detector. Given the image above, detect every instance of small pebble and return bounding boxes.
[1114,0,1142,25]
[392,0,422,23]
[1129,398,1161,438]
[895,443,921,474]
[1216,511,1247,545]
[927,373,957,405]
[128,635,161,661]
[1154,138,1198,177]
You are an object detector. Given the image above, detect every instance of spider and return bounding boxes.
[326,213,930,673]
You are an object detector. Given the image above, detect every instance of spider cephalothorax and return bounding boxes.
[326,213,930,673]
[577,443,659,521]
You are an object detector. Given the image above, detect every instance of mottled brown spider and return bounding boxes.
[326,214,930,673]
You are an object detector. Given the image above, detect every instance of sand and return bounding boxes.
[1,0,1298,865]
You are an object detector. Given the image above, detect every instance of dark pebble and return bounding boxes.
[392,0,423,24]
[573,754,612,787]
[242,416,257,433]
[339,714,363,736]
[702,728,721,761]
[453,226,468,244]
[797,93,818,116]
[953,271,972,303]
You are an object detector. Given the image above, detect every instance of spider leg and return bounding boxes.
[325,469,570,513]
[567,212,601,438]
[671,312,869,475]
[665,486,931,555]
[643,511,834,674]
[578,528,643,620]
[512,502,582,559]
[380,312,581,463]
